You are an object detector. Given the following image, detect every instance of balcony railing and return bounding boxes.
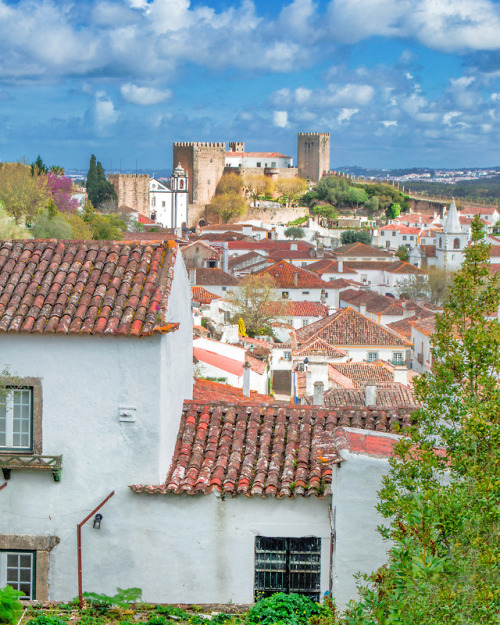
[0,454,62,482]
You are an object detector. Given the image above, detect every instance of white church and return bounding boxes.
[149,163,189,229]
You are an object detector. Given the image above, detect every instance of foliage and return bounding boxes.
[243,174,273,208]
[0,203,31,238]
[82,203,126,240]
[287,215,308,226]
[0,585,24,625]
[0,162,48,224]
[395,244,409,262]
[215,173,243,196]
[364,196,379,217]
[207,193,248,224]
[310,205,338,220]
[248,593,320,625]
[275,178,308,208]
[347,187,368,207]
[66,213,95,240]
[31,155,48,176]
[396,266,454,305]
[80,588,142,613]
[32,203,73,239]
[339,230,372,245]
[228,274,284,335]
[336,217,500,624]
[46,172,78,215]
[284,226,305,239]
[386,202,401,219]
[27,615,68,625]
[238,317,246,337]
[86,155,117,210]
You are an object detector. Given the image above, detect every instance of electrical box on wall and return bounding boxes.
[118,406,136,423]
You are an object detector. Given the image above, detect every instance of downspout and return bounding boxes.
[77,490,115,608]
[0,482,7,492]
[328,504,335,598]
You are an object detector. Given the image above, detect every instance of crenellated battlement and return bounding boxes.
[173,142,226,148]
[297,132,330,137]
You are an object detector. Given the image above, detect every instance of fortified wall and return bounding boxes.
[173,142,226,207]
[297,133,330,182]
[108,174,150,217]
[228,166,299,182]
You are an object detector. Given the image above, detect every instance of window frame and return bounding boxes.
[254,536,321,602]
[367,351,379,362]
[0,549,36,600]
[0,379,42,455]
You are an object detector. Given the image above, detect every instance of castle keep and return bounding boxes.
[297,133,330,182]
[108,173,150,217]
[173,142,226,206]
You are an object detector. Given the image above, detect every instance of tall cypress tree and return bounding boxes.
[86,155,99,207]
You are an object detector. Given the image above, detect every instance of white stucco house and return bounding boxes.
[0,239,417,610]
[149,164,189,229]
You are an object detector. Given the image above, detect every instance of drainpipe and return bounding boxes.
[77,491,115,608]
[0,482,7,492]
[328,504,335,598]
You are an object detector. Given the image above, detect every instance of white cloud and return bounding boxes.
[273,111,289,127]
[443,111,461,125]
[337,108,358,123]
[381,120,398,127]
[95,91,118,133]
[121,83,172,105]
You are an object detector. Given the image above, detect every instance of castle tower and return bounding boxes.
[108,173,150,217]
[297,132,330,182]
[228,142,245,152]
[172,142,226,206]
[436,199,468,271]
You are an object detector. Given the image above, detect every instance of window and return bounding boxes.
[302,319,309,327]
[302,291,310,295]
[410,235,414,240]
[392,232,396,237]
[283,351,291,361]
[380,231,385,236]
[367,352,378,362]
[402,235,407,241]
[392,352,405,365]
[271,162,276,168]
[453,238,460,250]
[254,537,321,602]
[0,388,33,451]
[223,312,231,322]
[162,201,166,207]
[151,197,156,207]
[221,286,227,292]
[257,162,261,168]
[0,551,35,600]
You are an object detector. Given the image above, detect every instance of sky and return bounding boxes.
[1,0,500,171]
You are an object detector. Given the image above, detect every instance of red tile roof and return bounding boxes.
[225,151,291,158]
[193,268,240,286]
[194,347,244,376]
[130,403,413,497]
[293,337,346,358]
[282,301,329,317]
[138,214,157,225]
[193,379,274,403]
[333,243,393,258]
[328,362,395,388]
[307,258,357,275]
[255,260,333,289]
[295,307,411,347]
[420,245,436,257]
[460,206,497,215]
[122,231,178,242]
[339,289,405,316]
[227,240,313,251]
[409,315,437,336]
[310,384,418,408]
[378,224,421,234]
[191,286,220,303]
[0,239,179,337]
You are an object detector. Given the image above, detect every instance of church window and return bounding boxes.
[453,238,460,250]
[162,201,166,207]
[152,197,156,207]
[180,180,184,189]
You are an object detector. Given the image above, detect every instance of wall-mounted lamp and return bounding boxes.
[93,513,103,529]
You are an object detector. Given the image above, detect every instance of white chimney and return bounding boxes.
[242,361,251,397]
[313,381,324,406]
[189,268,196,285]
[338,259,343,272]
[291,243,298,251]
[365,384,377,406]
[359,303,367,316]
[393,365,408,385]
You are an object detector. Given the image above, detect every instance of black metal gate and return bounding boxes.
[254,537,321,601]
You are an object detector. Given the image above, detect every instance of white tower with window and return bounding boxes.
[436,199,468,271]
[149,164,189,229]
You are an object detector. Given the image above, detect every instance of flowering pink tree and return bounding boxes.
[46,173,79,214]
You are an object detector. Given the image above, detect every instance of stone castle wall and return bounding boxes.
[297,133,330,182]
[173,142,226,206]
[108,174,150,217]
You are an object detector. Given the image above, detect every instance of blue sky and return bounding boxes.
[1,0,500,171]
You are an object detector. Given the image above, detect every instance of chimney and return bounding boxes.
[338,259,343,272]
[291,243,298,251]
[359,303,367,316]
[294,271,298,287]
[393,365,408,385]
[313,381,324,406]
[221,242,229,273]
[189,268,196,285]
[365,384,377,407]
[242,361,251,397]
[175,227,182,238]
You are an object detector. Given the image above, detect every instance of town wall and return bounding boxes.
[228,166,299,181]
[173,142,226,206]
[108,174,150,217]
[297,133,330,182]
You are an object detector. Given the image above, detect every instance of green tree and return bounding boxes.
[396,266,454,305]
[86,155,117,209]
[275,177,308,208]
[215,173,244,196]
[83,203,126,240]
[228,274,285,335]
[0,203,32,238]
[347,186,368,207]
[86,155,99,206]
[243,173,272,207]
[311,205,338,220]
[386,202,401,219]
[207,193,248,224]
[31,154,48,176]
[395,244,409,262]
[364,195,379,217]
[31,202,73,239]
[340,230,372,245]
[336,218,500,624]
[284,226,305,239]
[0,162,48,224]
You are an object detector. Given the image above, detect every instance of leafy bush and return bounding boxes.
[79,588,142,614]
[27,615,68,625]
[247,593,320,625]
[0,586,24,625]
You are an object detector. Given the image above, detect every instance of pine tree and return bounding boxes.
[86,155,99,207]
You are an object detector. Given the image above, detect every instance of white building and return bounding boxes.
[225,151,293,169]
[149,164,189,229]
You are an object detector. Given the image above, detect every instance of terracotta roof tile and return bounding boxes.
[193,268,240,286]
[0,239,179,337]
[193,379,274,403]
[255,260,333,289]
[308,384,419,408]
[292,337,346,358]
[130,402,414,497]
[296,307,412,347]
[328,362,395,388]
[408,315,437,336]
[307,258,358,275]
[340,289,405,315]
[191,286,220,303]
[333,243,393,258]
